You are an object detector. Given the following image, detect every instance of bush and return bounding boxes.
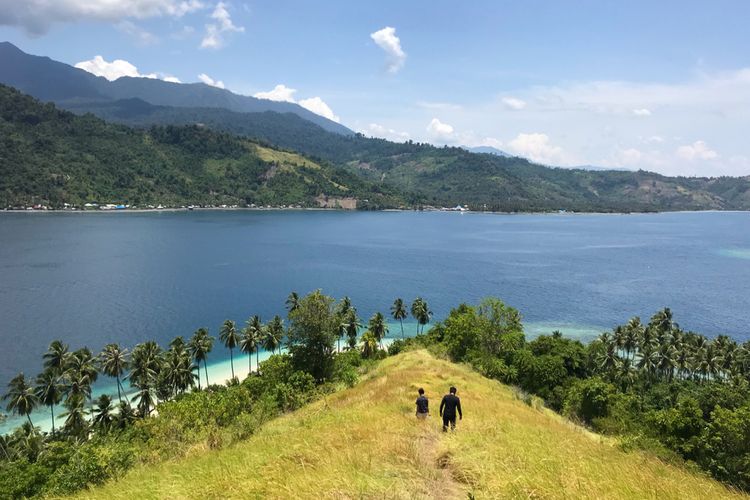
[563,377,617,425]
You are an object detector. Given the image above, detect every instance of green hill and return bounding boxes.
[62,94,750,213]
[0,84,400,209]
[74,350,745,499]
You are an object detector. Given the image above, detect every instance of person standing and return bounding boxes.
[415,387,429,419]
[439,386,462,431]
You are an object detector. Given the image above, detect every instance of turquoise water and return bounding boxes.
[1,210,749,431]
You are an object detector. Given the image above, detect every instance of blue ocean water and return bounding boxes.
[0,210,748,394]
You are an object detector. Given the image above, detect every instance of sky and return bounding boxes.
[1,0,749,176]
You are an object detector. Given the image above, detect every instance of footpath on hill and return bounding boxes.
[74,350,746,499]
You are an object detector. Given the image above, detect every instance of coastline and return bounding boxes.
[0,319,600,435]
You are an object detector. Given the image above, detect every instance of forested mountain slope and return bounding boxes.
[0,85,400,208]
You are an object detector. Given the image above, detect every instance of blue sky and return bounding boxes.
[1,1,749,176]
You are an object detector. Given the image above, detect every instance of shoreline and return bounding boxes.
[0,320,600,436]
[2,207,748,216]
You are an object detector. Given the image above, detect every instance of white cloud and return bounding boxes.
[299,97,340,123]
[617,148,643,165]
[75,55,158,81]
[370,26,406,73]
[252,84,340,122]
[426,118,454,139]
[0,0,205,35]
[197,73,224,88]
[253,84,297,102]
[163,76,181,83]
[116,20,158,45]
[632,108,652,116]
[201,1,244,49]
[365,123,410,142]
[502,97,526,110]
[644,135,665,144]
[676,140,719,161]
[507,133,573,165]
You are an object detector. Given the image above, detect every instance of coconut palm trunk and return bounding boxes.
[204,359,210,386]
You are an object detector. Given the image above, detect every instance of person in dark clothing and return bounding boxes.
[439,386,462,431]
[415,388,429,419]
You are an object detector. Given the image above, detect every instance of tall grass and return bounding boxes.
[73,350,746,499]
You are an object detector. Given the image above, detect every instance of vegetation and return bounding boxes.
[2,293,749,497]
[0,84,403,209]
[59,94,750,212]
[71,350,743,499]
[411,298,750,492]
[0,291,391,498]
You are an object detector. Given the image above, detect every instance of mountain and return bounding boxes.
[0,41,351,135]
[462,145,511,157]
[56,97,750,212]
[0,84,399,208]
[71,350,743,499]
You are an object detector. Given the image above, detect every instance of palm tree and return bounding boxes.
[390,298,408,339]
[596,333,621,374]
[98,343,129,403]
[623,317,642,361]
[35,370,63,435]
[411,298,424,336]
[43,340,69,375]
[91,394,114,432]
[360,331,379,358]
[344,309,361,349]
[3,374,38,426]
[163,338,198,396]
[368,312,388,348]
[128,341,162,415]
[116,401,136,430]
[246,315,264,370]
[418,300,432,334]
[240,326,259,374]
[219,320,240,380]
[60,396,89,440]
[64,348,99,406]
[286,291,300,314]
[189,328,213,388]
[266,315,284,355]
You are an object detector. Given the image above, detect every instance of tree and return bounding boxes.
[266,315,284,355]
[287,290,339,381]
[411,297,432,335]
[240,325,258,374]
[3,374,38,427]
[360,331,379,358]
[34,370,63,435]
[116,401,136,429]
[344,309,361,349]
[91,394,114,432]
[188,328,213,388]
[390,298,408,339]
[245,315,264,371]
[42,340,69,375]
[98,343,129,403]
[128,341,162,416]
[163,338,197,396]
[368,312,388,348]
[60,398,88,440]
[411,298,425,336]
[286,291,300,314]
[219,320,240,380]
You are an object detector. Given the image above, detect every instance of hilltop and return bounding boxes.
[74,350,744,499]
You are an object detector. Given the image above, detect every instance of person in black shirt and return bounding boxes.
[415,387,429,419]
[439,386,462,431]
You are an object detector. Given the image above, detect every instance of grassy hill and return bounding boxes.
[74,350,745,499]
[0,84,401,209]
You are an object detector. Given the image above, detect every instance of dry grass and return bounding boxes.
[70,350,747,499]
